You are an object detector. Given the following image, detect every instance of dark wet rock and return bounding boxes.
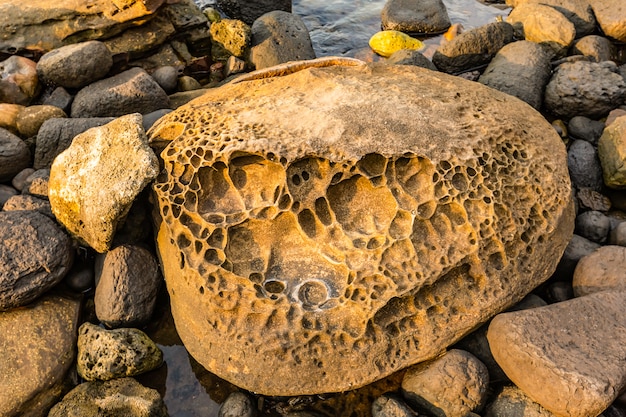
[386,49,437,70]
[0,56,39,105]
[210,18,252,62]
[402,349,489,417]
[484,385,556,417]
[576,188,611,212]
[0,184,18,208]
[381,0,451,34]
[553,234,602,280]
[0,127,31,182]
[216,0,292,26]
[0,210,73,311]
[568,116,605,144]
[478,40,552,110]
[545,60,626,119]
[571,35,617,62]
[507,3,575,56]
[2,194,54,218]
[95,244,161,328]
[567,139,604,192]
[48,377,168,417]
[151,66,179,94]
[77,322,163,381]
[575,210,611,243]
[219,391,256,417]
[16,105,67,139]
[371,393,416,417]
[432,22,514,74]
[249,11,316,70]
[42,87,73,114]
[543,280,575,303]
[71,67,170,118]
[142,109,173,131]
[0,294,81,417]
[34,117,114,170]
[22,168,50,199]
[36,41,113,89]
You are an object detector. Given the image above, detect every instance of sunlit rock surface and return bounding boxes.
[148,62,574,396]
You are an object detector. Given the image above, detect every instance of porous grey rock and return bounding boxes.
[568,116,605,144]
[48,377,168,417]
[575,210,610,243]
[22,168,50,199]
[151,66,179,94]
[0,210,73,311]
[77,322,163,381]
[567,139,604,191]
[48,114,159,253]
[210,18,252,61]
[598,115,626,188]
[0,184,18,208]
[36,41,113,89]
[432,22,514,74]
[0,56,39,105]
[148,62,574,395]
[588,0,626,43]
[576,187,611,212]
[2,194,54,218]
[249,11,315,70]
[505,0,596,37]
[484,385,557,417]
[507,3,575,56]
[372,394,416,417]
[16,105,67,138]
[573,245,626,296]
[571,35,616,62]
[0,127,31,182]
[34,117,114,169]
[219,391,256,417]
[71,67,170,118]
[553,233,601,279]
[216,0,292,26]
[386,49,437,71]
[0,294,81,417]
[544,61,626,119]
[401,349,489,417]
[478,41,552,110]
[95,244,161,328]
[381,0,451,34]
[487,291,626,417]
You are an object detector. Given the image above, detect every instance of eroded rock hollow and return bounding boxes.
[148,62,574,396]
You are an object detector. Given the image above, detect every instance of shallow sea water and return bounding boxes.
[149,1,510,416]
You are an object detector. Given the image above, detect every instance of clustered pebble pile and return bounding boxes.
[0,0,625,416]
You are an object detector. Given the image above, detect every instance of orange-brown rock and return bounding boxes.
[148,61,574,395]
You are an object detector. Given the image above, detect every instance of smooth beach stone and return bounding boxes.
[34,117,114,169]
[0,184,17,208]
[151,65,179,94]
[48,114,159,253]
[571,35,616,62]
[0,210,73,311]
[607,109,626,126]
[402,349,489,417]
[43,87,73,114]
[567,139,604,192]
[178,75,202,91]
[210,18,252,61]
[0,127,31,182]
[507,3,575,56]
[77,322,163,381]
[610,221,626,246]
[575,210,610,243]
[48,377,168,417]
[506,0,596,36]
[219,391,256,417]
[249,11,316,70]
[216,0,292,25]
[568,116,605,144]
[95,244,161,328]
[0,55,39,105]
[369,31,424,58]
[544,61,626,119]
[148,62,574,395]
[484,385,557,417]
[588,0,626,43]
[37,40,113,89]
[10,167,33,191]
[573,245,626,296]
[0,103,24,134]
[432,22,514,74]
[598,115,626,188]
[0,294,81,417]
[386,49,437,71]
[381,0,451,34]
[553,233,601,280]
[71,67,170,118]
[478,40,552,110]
[487,291,626,417]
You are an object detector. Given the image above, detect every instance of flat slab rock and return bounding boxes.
[148,61,574,395]
[487,291,626,417]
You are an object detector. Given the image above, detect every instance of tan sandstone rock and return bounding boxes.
[148,61,574,395]
[487,291,626,417]
[598,115,626,188]
[573,245,626,296]
[49,114,159,253]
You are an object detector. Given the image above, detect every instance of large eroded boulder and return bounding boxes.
[148,61,574,396]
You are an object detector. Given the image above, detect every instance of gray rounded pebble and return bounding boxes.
[219,391,256,417]
[386,49,437,71]
[0,127,31,182]
[0,184,18,207]
[568,116,605,145]
[575,210,610,243]
[11,167,35,191]
[151,66,179,94]
[567,140,604,192]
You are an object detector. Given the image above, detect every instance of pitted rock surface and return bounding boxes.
[148,62,574,395]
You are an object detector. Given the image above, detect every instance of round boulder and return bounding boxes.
[148,61,574,395]
[0,127,30,182]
